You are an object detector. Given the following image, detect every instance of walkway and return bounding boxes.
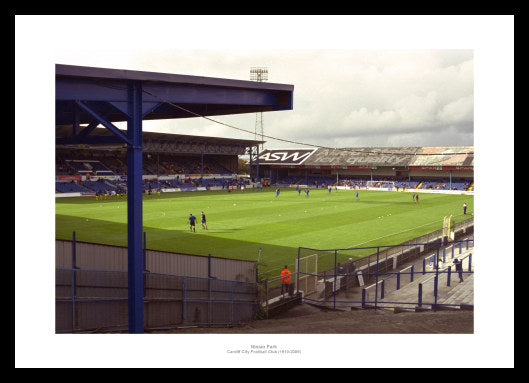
[302,240,474,312]
[373,247,474,311]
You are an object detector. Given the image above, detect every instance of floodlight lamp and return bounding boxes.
[250,67,268,82]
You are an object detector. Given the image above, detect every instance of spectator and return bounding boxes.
[280,265,291,295]
[453,258,464,282]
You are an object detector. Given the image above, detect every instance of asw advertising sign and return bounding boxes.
[256,149,317,165]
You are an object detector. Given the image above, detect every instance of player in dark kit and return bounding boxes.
[201,211,207,230]
[188,214,197,232]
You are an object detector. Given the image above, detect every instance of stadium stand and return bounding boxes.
[56,135,473,196]
[81,180,115,192]
[271,175,474,192]
[64,160,114,176]
[259,146,473,192]
[276,176,303,186]
[56,181,91,193]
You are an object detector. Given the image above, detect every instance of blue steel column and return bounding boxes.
[126,80,144,333]
[256,145,260,183]
[249,146,253,181]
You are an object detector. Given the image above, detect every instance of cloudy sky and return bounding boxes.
[53,48,475,150]
[135,49,475,149]
[15,15,511,153]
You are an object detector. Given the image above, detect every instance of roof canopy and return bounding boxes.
[56,63,294,128]
[56,126,262,155]
[257,146,474,168]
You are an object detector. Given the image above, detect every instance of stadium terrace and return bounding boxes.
[255,146,473,192]
[56,133,473,195]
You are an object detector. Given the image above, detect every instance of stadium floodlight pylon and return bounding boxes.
[250,67,268,150]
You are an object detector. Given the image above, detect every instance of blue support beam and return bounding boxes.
[75,101,132,145]
[56,64,294,334]
[76,119,100,138]
[126,81,144,333]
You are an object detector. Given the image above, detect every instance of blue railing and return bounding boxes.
[296,237,474,312]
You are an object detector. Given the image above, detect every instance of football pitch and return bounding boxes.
[55,188,473,278]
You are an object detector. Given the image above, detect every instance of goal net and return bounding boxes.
[295,253,318,296]
[366,180,396,190]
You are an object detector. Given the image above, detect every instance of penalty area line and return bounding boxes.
[350,219,445,248]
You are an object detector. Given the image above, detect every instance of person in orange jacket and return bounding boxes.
[280,265,291,295]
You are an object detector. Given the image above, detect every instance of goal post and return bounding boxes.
[366,180,396,191]
[443,215,454,240]
[295,253,318,296]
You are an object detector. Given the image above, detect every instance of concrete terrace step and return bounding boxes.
[362,248,474,310]
[296,238,474,312]
[438,274,474,306]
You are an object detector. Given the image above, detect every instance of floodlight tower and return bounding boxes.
[250,67,268,150]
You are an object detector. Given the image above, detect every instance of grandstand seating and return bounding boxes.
[57,149,236,178]
[55,147,473,194]
[56,182,91,193]
[275,176,340,187]
[199,178,225,188]
[104,179,127,193]
[276,176,303,186]
[418,179,471,191]
[143,180,166,191]
[81,180,116,193]
[272,176,474,191]
[90,161,114,175]
[307,176,336,187]
[417,180,446,190]
[65,160,114,176]
[140,155,232,176]
[206,159,233,174]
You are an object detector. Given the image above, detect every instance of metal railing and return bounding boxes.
[294,235,474,312]
[256,219,474,316]
[56,268,259,333]
[366,239,474,301]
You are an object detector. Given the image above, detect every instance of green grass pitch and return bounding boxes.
[55,188,473,279]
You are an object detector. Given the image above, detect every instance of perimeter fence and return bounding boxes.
[55,233,260,333]
[56,268,259,333]
[289,218,474,311]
